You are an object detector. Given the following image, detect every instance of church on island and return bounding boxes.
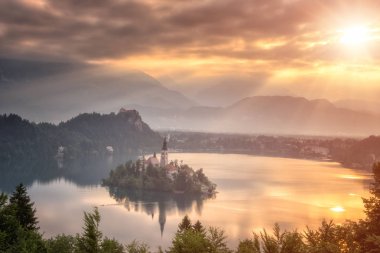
[140,137,178,179]
[103,136,217,237]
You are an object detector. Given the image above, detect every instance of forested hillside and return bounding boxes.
[0,110,161,169]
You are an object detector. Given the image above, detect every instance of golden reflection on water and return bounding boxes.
[169,153,370,243]
[339,174,367,180]
[29,153,371,249]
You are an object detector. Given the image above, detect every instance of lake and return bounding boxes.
[9,153,373,249]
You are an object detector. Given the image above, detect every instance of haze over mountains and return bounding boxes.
[334,99,380,116]
[0,58,196,122]
[132,96,380,136]
[1,58,380,136]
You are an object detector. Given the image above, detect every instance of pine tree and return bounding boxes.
[9,183,38,230]
[193,220,206,235]
[76,207,102,253]
[363,162,380,233]
[178,215,192,233]
[207,227,231,253]
[361,162,380,251]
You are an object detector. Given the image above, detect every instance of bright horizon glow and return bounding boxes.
[339,25,372,46]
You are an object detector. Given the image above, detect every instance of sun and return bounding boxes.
[339,25,371,46]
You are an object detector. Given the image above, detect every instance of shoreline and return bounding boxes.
[167,149,373,172]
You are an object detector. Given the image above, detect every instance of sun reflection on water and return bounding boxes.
[330,206,346,213]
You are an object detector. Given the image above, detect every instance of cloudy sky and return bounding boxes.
[1,0,380,102]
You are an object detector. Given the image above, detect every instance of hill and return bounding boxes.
[0,58,196,122]
[0,110,161,167]
[341,135,380,169]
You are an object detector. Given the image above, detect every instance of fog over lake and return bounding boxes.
[20,153,371,249]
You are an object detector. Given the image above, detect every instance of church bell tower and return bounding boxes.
[160,137,168,167]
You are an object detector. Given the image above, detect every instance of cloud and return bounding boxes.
[1,0,380,92]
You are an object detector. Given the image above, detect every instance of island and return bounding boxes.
[102,138,217,196]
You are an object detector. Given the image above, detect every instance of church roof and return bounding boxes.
[147,156,159,165]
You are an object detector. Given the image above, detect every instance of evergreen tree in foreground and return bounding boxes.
[9,183,38,230]
[0,184,46,252]
[361,162,380,252]
[168,215,231,253]
[76,207,103,253]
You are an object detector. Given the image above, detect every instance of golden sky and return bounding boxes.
[1,0,380,101]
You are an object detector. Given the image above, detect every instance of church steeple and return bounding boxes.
[162,137,168,151]
[160,137,168,167]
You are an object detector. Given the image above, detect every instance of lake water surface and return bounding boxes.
[24,153,371,249]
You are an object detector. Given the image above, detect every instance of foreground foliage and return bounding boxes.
[1,163,380,252]
[0,184,45,253]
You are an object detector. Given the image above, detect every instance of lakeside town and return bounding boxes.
[164,131,380,170]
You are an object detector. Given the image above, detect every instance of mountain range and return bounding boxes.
[0,57,196,122]
[130,96,380,136]
[1,57,380,136]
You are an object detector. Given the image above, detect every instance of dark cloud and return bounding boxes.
[0,0,379,63]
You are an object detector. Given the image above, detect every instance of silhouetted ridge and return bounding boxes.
[0,111,161,167]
